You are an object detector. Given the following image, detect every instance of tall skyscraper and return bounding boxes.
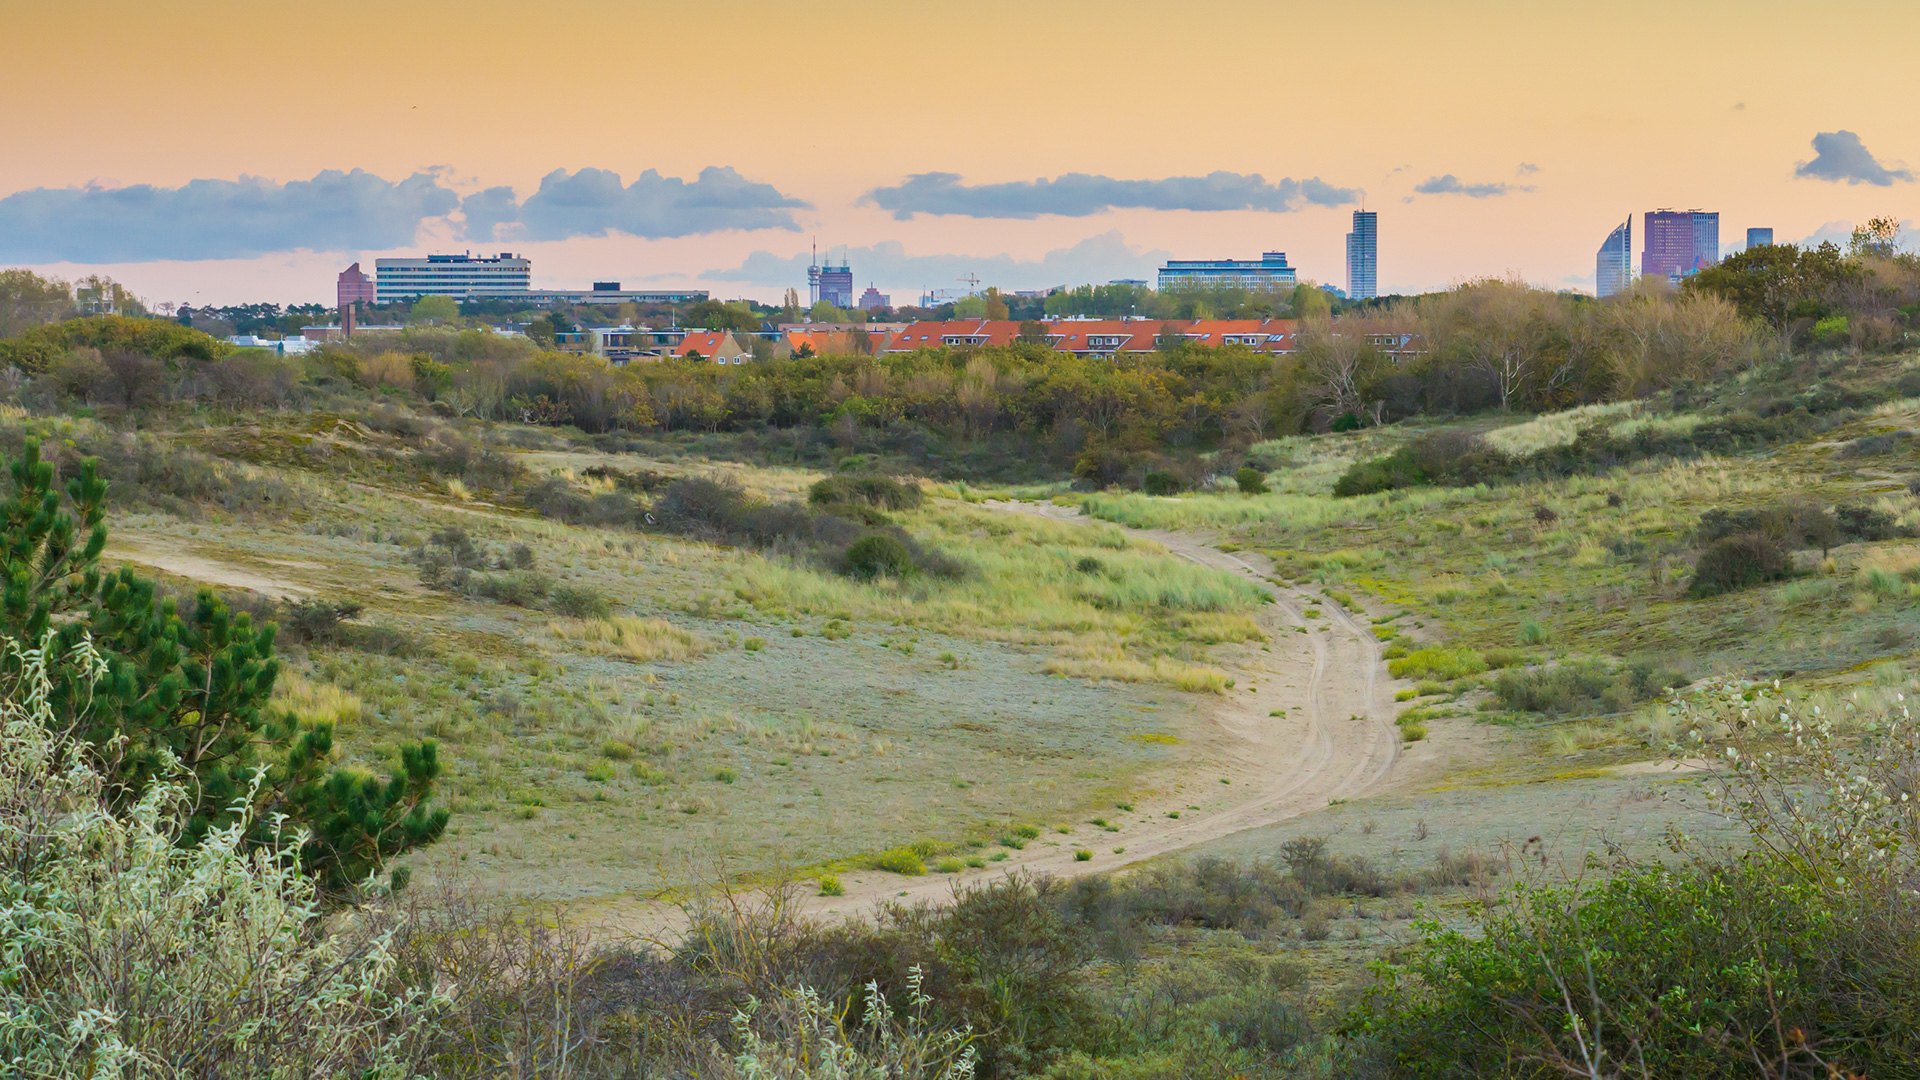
[1642,209,1720,280]
[1746,227,1774,250]
[1346,210,1378,300]
[1596,218,1632,298]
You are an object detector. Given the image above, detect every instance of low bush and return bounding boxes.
[1142,470,1182,495]
[1689,532,1794,597]
[548,584,612,619]
[872,846,928,875]
[808,474,924,510]
[1353,735,1920,1080]
[1493,660,1690,715]
[1235,465,1269,495]
[845,533,915,579]
[652,477,962,581]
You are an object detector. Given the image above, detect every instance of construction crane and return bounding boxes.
[919,273,985,308]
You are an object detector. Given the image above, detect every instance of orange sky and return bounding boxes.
[6,0,1918,305]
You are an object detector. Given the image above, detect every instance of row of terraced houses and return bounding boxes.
[574,318,1336,365]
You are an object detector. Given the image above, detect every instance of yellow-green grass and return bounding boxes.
[91,423,1201,903]
[548,615,710,662]
[729,503,1266,690]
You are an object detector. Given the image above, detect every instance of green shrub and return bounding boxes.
[844,533,915,580]
[1689,533,1794,597]
[631,762,667,784]
[1399,723,1428,742]
[1014,823,1042,839]
[1388,647,1486,681]
[743,636,765,652]
[808,474,924,510]
[1353,860,1920,1078]
[1075,555,1104,574]
[1394,688,1417,701]
[872,847,927,875]
[472,571,552,607]
[712,767,737,784]
[1235,466,1269,495]
[1142,471,1182,495]
[935,857,965,873]
[1073,849,1093,862]
[548,584,611,619]
[1493,661,1689,716]
[601,740,635,760]
[1479,647,1526,669]
[1518,618,1549,646]
[817,874,845,896]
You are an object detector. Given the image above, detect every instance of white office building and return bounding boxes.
[375,253,532,302]
[1157,252,1298,292]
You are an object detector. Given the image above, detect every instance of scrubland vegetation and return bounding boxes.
[10,225,1920,1076]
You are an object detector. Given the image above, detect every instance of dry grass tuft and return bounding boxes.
[273,671,364,726]
[548,616,710,662]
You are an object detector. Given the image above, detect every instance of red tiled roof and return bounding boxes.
[672,331,736,357]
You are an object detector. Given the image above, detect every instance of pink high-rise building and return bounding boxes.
[337,262,375,309]
[1641,210,1719,281]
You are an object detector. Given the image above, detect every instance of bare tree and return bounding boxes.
[1295,315,1377,417]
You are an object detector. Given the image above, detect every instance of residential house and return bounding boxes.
[672,330,752,364]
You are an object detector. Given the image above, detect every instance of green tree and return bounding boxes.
[410,294,459,324]
[1850,215,1902,259]
[1683,242,1852,330]
[0,440,446,896]
[1290,282,1333,320]
[0,268,71,337]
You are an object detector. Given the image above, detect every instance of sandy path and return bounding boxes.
[109,546,314,598]
[593,501,1405,934]
[789,503,1400,914]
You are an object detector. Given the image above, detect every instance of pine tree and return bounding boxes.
[0,438,446,896]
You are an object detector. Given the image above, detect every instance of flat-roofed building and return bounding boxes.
[376,252,531,302]
[1158,252,1298,292]
[1747,227,1774,249]
[1642,210,1719,281]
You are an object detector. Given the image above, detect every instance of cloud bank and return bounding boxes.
[1410,174,1534,198]
[1795,131,1912,186]
[0,169,460,262]
[861,171,1358,219]
[708,231,1172,293]
[465,166,808,241]
[0,165,811,262]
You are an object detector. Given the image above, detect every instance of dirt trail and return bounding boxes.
[109,546,314,598]
[775,500,1404,921]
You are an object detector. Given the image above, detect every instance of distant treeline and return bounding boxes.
[2,226,1917,485]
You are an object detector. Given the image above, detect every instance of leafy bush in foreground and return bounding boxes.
[0,633,447,1074]
[1352,680,1920,1078]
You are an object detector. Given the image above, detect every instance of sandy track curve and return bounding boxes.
[781,500,1403,921]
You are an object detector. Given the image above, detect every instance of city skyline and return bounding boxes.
[2,1,1917,306]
